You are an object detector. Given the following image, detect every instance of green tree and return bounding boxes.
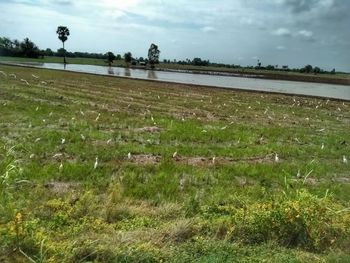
[148,43,160,69]
[20,38,40,58]
[56,26,70,64]
[124,52,132,67]
[106,52,116,66]
[313,66,321,74]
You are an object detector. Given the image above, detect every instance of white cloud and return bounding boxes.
[201,26,216,33]
[297,30,313,38]
[272,28,291,36]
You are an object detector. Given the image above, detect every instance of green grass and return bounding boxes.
[0,64,350,262]
[0,55,126,67]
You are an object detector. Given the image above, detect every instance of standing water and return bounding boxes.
[8,62,350,100]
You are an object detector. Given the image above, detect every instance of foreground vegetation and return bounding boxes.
[0,65,350,262]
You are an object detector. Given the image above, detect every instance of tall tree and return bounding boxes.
[148,43,160,69]
[106,51,116,66]
[56,26,70,64]
[20,38,40,58]
[124,52,132,67]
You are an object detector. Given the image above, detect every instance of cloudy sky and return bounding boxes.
[1,0,349,71]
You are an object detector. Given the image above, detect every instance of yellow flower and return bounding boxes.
[15,212,22,222]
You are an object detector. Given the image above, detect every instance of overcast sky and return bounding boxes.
[1,0,349,71]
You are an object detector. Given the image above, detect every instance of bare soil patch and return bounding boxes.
[44,181,80,193]
[134,126,163,133]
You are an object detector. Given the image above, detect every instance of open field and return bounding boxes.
[0,64,350,262]
[1,56,350,85]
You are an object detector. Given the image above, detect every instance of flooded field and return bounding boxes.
[9,62,350,100]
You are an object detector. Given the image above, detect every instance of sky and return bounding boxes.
[0,0,349,71]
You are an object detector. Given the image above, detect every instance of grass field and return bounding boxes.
[0,64,350,262]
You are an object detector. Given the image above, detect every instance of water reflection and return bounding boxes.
[107,67,114,75]
[147,70,158,80]
[10,62,350,100]
[124,68,131,77]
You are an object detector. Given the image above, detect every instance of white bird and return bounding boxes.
[95,113,100,122]
[80,134,86,141]
[61,138,65,144]
[274,153,279,162]
[94,157,98,169]
[212,156,216,164]
[172,151,177,158]
[20,79,29,85]
[35,106,39,111]
[80,109,85,116]
[106,138,112,144]
[34,138,41,143]
[29,154,35,159]
[179,178,186,191]
[127,152,132,160]
[296,170,301,178]
[343,155,348,164]
[59,162,63,172]
[321,143,324,150]
[53,153,63,158]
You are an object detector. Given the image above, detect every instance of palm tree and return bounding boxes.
[56,26,70,64]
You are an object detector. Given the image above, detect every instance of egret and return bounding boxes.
[128,152,132,160]
[80,134,86,141]
[321,143,324,150]
[20,79,29,85]
[343,155,348,164]
[106,139,112,144]
[172,151,177,158]
[274,153,279,162]
[29,154,35,159]
[61,138,65,144]
[95,113,100,122]
[212,156,216,164]
[59,162,63,172]
[34,138,41,143]
[53,153,62,158]
[94,157,98,169]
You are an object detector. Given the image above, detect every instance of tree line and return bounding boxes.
[0,31,337,74]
